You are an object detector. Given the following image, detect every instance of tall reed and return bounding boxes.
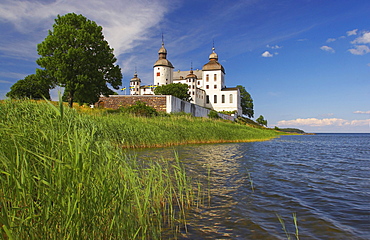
[0,100,197,239]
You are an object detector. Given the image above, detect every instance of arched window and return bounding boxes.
[229,94,233,103]
[222,95,225,103]
[214,95,217,103]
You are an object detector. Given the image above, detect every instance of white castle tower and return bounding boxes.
[153,41,174,86]
[129,71,141,95]
[202,47,226,108]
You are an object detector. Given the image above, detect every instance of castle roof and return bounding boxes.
[173,69,202,80]
[153,43,174,68]
[202,47,225,73]
[186,69,197,79]
[130,73,141,82]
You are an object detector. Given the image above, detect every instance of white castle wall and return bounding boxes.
[166,95,235,121]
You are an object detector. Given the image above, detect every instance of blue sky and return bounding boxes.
[1,0,369,133]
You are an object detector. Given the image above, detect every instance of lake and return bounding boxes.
[132,133,370,239]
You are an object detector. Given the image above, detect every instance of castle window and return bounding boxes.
[192,85,195,89]
[192,91,194,95]
[222,95,225,103]
[214,95,217,103]
[229,94,233,103]
[206,74,209,82]
[214,85,217,89]
[198,81,200,85]
[206,95,209,104]
[214,74,217,81]
[156,72,160,76]
[206,85,209,89]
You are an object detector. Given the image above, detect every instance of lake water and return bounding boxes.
[132,134,370,239]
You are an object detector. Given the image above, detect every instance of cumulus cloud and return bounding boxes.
[261,51,273,57]
[354,110,370,114]
[277,118,370,127]
[320,45,335,53]
[347,29,358,36]
[0,0,172,58]
[351,31,370,44]
[348,45,370,55]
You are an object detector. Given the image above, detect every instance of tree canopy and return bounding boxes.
[36,13,122,107]
[6,71,52,100]
[236,85,254,118]
[154,83,191,102]
[256,115,268,127]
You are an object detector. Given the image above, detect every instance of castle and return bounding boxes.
[129,42,242,115]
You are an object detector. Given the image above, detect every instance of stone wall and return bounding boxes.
[97,95,236,120]
[97,95,167,112]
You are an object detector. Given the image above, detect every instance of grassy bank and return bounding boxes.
[0,100,281,239]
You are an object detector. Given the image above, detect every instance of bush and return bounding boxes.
[208,110,220,119]
[121,101,158,117]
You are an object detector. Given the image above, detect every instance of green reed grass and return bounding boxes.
[276,213,300,240]
[0,100,200,239]
[0,99,284,239]
[94,110,280,149]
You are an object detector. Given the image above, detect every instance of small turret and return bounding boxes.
[130,71,141,95]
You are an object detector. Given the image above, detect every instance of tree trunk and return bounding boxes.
[68,91,74,108]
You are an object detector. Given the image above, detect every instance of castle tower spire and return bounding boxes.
[153,35,174,86]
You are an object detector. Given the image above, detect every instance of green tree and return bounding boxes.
[154,83,191,102]
[6,71,52,100]
[256,115,268,127]
[236,85,254,118]
[36,13,122,107]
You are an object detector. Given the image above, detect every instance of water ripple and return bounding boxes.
[134,134,370,239]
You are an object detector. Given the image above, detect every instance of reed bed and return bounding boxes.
[95,111,280,149]
[0,100,281,239]
[0,100,196,239]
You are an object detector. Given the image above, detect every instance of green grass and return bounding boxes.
[0,99,283,239]
[86,108,281,149]
[0,100,198,239]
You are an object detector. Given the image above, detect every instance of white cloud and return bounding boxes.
[277,118,370,127]
[0,0,173,58]
[326,38,336,43]
[351,31,370,44]
[347,29,358,36]
[320,45,335,53]
[0,71,28,79]
[262,51,273,57]
[354,110,370,114]
[0,80,13,84]
[266,44,282,49]
[348,45,370,55]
